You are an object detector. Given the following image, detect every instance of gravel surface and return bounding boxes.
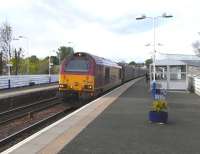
[0,103,66,140]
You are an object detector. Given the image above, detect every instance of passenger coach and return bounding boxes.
[59,52,122,104]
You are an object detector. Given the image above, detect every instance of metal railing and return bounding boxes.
[194,76,200,96]
[0,75,58,90]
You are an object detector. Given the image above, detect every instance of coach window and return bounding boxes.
[119,69,122,79]
[105,67,110,83]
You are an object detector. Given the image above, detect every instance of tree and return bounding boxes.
[0,22,12,74]
[0,22,12,61]
[192,41,200,56]
[38,57,49,74]
[12,48,23,75]
[29,55,40,74]
[129,61,136,65]
[145,58,152,68]
[57,46,74,62]
[51,56,59,65]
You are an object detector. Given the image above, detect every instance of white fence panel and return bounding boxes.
[0,74,58,90]
[30,75,49,84]
[194,77,200,96]
[51,75,59,83]
[0,76,9,89]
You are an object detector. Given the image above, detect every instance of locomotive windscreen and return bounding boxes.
[65,59,89,72]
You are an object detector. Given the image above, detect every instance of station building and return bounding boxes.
[149,53,200,90]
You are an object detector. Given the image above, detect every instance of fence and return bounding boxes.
[194,76,200,96]
[0,75,58,90]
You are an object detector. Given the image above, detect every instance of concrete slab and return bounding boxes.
[59,79,200,154]
[0,84,58,99]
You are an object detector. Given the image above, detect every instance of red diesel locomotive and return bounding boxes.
[59,52,122,105]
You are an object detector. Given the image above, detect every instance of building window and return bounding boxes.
[170,65,186,80]
[155,66,167,80]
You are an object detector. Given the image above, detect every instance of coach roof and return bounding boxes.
[74,52,121,68]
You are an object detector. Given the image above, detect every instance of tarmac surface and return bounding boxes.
[0,83,58,99]
[0,82,58,94]
[59,79,200,154]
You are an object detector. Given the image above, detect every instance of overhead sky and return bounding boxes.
[0,0,200,62]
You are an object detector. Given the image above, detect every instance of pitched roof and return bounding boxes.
[181,60,200,67]
[154,59,200,67]
[155,59,186,66]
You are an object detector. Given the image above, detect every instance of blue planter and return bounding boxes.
[149,111,168,123]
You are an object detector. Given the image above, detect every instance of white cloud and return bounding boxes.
[0,0,200,62]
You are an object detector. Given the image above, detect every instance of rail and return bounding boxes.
[0,97,58,125]
[0,107,73,149]
[0,74,58,90]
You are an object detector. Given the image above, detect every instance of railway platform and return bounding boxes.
[3,78,200,154]
[0,83,58,99]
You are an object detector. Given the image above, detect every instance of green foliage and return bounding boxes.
[9,55,60,75]
[51,56,59,65]
[29,55,39,63]
[145,58,153,66]
[58,46,74,62]
[12,48,24,75]
[19,59,28,74]
[38,58,49,74]
[28,56,40,74]
[0,44,74,75]
[51,65,59,74]
[129,61,136,65]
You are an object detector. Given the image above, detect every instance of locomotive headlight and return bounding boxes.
[59,84,64,88]
[59,84,67,88]
[84,85,92,89]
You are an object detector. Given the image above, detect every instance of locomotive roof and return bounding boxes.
[74,52,121,68]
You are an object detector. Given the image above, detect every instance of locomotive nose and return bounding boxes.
[59,74,94,91]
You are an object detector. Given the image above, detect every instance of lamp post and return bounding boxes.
[7,38,21,88]
[48,51,54,83]
[18,36,29,75]
[136,13,173,87]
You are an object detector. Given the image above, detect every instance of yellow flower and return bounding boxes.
[152,100,167,112]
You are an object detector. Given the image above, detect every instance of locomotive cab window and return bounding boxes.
[65,59,89,72]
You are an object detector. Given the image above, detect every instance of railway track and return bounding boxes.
[0,107,74,150]
[0,97,59,125]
